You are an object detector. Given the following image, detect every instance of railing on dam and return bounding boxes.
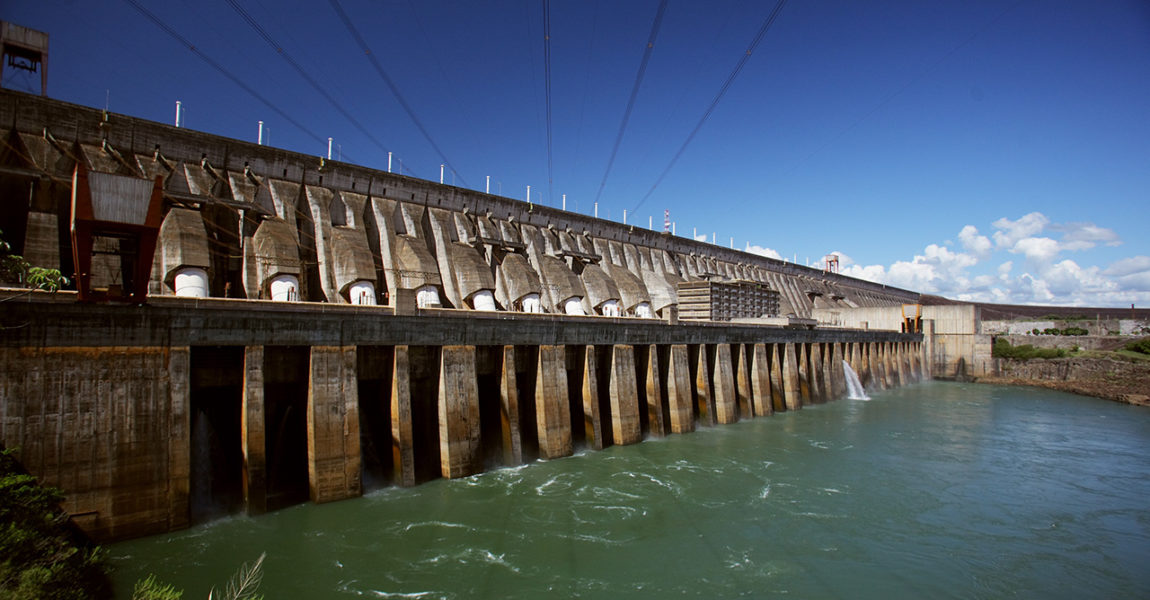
[0,292,924,542]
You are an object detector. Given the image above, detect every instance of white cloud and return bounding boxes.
[824,216,1148,307]
[958,225,992,257]
[1053,222,1122,250]
[992,212,1049,249]
[744,243,782,260]
[1103,256,1150,278]
[695,233,709,242]
[1010,236,1060,263]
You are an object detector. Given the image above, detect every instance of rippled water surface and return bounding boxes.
[110,382,1150,598]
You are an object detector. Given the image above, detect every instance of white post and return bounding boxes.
[527,185,531,204]
[562,194,566,211]
[388,152,393,173]
[257,120,264,145]
[440,164,445,184]
[623,209,628,225]
[730,236,734,248]
[649,215,653,229]
[327,137,333,160]
[694,227,697,239]
[673,222,676,235]
[712,232,716,244]
[486,175,490,194]
[594,202,599,218]
[175,101,182,128]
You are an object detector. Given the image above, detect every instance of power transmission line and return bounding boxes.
[328,0,470,188]
[543,0,554,206]
[593,0,669,206]
[633,0,789,213]
[123,0,328,149]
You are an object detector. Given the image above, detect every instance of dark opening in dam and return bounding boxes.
[189,346,244,524]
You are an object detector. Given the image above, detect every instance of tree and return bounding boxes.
[0,229,68,292]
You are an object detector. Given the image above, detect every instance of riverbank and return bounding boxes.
[975,354,1150,407]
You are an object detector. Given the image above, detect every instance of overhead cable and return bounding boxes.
[543,0,554,205]
[122,0,328,149]
[593,0,669,206]
[632,0,788,213]
[327,0,469,188]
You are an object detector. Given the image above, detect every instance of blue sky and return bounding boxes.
[3,0,1148,307]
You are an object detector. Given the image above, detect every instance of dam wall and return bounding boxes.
[813,304,992,380]
[1,292,923,542]
[0,89,917,319]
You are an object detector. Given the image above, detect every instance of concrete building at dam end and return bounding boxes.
[0,83,960,542]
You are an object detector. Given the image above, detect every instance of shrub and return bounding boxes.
[0,448,111,600]
[993,338,1066,359]
[1125,339,1150,356]
[1061,327,1089,336]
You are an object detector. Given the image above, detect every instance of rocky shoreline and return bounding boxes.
[975,355,1150,407]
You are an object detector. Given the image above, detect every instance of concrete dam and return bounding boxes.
[0,88,928,542]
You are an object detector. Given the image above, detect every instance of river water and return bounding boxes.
[109,382,1150,599]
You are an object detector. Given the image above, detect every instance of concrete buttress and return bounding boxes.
[535,345,573,459]
[499,346,523,466]
[750,344,773,417]
[608,345,642,445]
[437,346,482,478]
[242,346,267,514]
[580,346,605,450]
[391,346,416,487]
[712,344,738,425]
[666,344,694,433]
[734,344,754,419]
[770,344,785,412]
[645,345,667,436]
[307,346,362,503]
[783,343,802,411]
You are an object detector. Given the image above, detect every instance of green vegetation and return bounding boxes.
[1039,314,1092,321]
[131,554,266,600]
[1124,339,1150,356]
[993,338,1068,359]
[0,229,68,292]
[0,448,111,600]
[1029,326,1090,336]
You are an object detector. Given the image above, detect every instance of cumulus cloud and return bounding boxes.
[694,233,709,243]
[824,214,1147,306]
[1011,236,1060,263]
[992,212,1049,249]
[958,225,992,257]
[1052,222,1122,251]
[744,243,782,260]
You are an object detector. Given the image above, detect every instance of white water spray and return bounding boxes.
[843,360,870,400]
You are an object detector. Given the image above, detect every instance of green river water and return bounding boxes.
[109,382,1150,599]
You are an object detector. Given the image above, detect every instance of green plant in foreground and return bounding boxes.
[0,229,68,292]
[0,448,111,600]
[131,553,266,600]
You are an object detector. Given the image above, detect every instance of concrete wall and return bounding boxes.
[0,292,922,542]
[813,304,991,379]
[0,89,918,318]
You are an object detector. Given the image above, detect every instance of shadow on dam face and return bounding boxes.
[190,346,244,524]
[263,346,310,511]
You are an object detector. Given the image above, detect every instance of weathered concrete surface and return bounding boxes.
[580,346,605,450]
[712,344,738,425]
[666,344,694,433]
[391,345,416,487]
[437,345,481,478]
[608,345,642,445]
[643,345,667,437]
[0,346,188,541]
[307,346,362,502]
[535,345,572,459]
[498,345,523,466]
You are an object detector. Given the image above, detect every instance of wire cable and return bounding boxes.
[593,0,669,206]
[327,0,469,188]
[632,0,788,213]
[543,0,554,206]
[123,0,328,149]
